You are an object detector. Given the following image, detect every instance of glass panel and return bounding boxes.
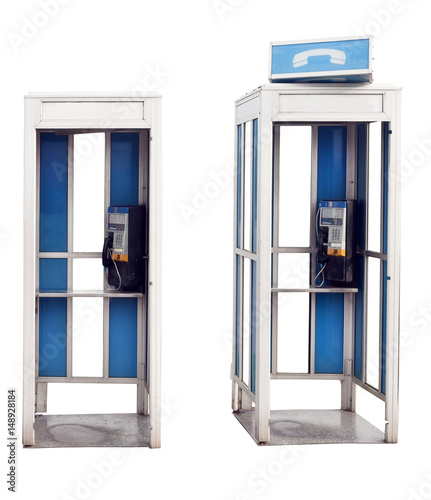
[279,126,312,247]
[236,125,242,248]
[250,260,256,393]
[73,133,105,252]
[73,259,103,290]
[110,132,140,206]
[252,119,258,253]
[243,122,252,252]
[39,133,68,252]
[242,258,251,386]
[368,122,382,252]
[109,298,137,378]
[278,253,310,289]
[235,255,241,377]
[39,297,67,377]
[72,297,103,377]
[366,257,381,389]
[39,258,67,291]
[277,293,309,373]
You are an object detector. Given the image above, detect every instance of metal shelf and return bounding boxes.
[36,290,144,298]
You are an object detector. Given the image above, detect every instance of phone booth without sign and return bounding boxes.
[231,38,401,445]
[23,93,162,448]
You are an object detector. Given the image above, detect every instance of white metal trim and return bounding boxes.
[148,98,162,448]
[254,91,271,443]
[270,35,372,47]
[23,98,39,446]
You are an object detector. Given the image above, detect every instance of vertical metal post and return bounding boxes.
[255,91,272,443]
[385,92,401,443]
[23,98,39,446]
[137,131,149,415]
[341,124,357,411]
[309,125,319,376]
[271,125,280,376]
[231,122,241,412]
[148,98,162,448]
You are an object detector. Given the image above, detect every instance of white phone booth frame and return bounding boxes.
[232,83,401,444]
[23,93,162,448]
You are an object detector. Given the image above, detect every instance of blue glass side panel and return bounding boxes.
[39,133,68,252]
[315,126,346,374]
[39,298,67,377]
[381,123,390,394]
[315,294,344,373]
[39,259,67,291]
[109,298,137,378]
[382,123,389,255]
[235,255,241,377]
[270,254,273,373]
[354,255,365,379]
[252,119,258,253]
[381,261,388,394]
[250,260,256,393]
[110,133,140,206]
[237,125,242,248]
[357,124,367,249]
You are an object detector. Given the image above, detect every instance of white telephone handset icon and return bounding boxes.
[293,49,346,68]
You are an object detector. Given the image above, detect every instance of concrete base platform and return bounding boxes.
[234,409,385,445]
[32,413,149,448]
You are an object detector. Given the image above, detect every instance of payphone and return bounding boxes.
[102,206,146,292]
[316,200,357,286]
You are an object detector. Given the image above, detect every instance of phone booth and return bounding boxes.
[231,38,401,444]
[23,93,162,448]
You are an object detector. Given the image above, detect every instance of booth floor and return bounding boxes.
[234,409,385,445]
[31,413,150,448]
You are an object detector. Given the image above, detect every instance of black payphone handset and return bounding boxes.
[315,200,357,287]
[102,206,146,292]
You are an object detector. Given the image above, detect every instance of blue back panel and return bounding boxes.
[39,298,67,377]
[110,133,140,206]
[316,126,346,201]
[314,126,346,374]
[315,294,344,373]
[39,133,68,252]
[356,124,367,249]
[109,298,137,378]
[39,259,67,291]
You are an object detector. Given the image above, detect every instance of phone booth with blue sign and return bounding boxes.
[232,37,401,445]
[23,93,162,448]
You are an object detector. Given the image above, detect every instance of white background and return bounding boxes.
[1,0,430,499]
